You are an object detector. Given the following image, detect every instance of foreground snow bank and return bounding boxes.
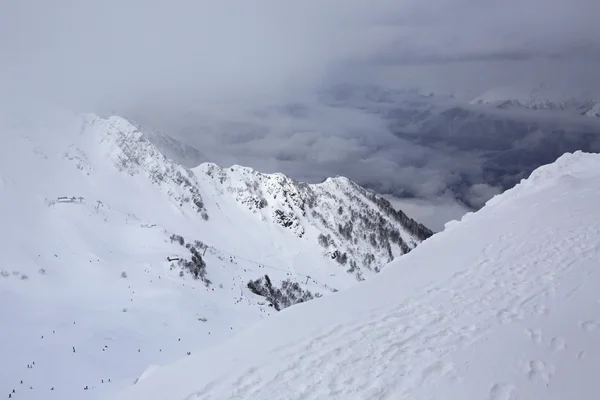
[115,151,600,400]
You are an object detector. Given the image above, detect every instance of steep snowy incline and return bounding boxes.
[116,151,600,400]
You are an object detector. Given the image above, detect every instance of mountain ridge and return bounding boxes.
[91,113,433,275]
[114,150,600,400]
[0,112,432,399]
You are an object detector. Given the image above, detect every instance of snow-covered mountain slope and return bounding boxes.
[0,112,431,400]
[579,101,600,118]
[115,150,600,400]
[470,84,599,117]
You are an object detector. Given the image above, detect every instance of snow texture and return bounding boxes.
[115,150,600,400]
[0,112,430,399]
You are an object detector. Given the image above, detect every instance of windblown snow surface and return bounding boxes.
[0,112,430,400]
[116,151,600,400]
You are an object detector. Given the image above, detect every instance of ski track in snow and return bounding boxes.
[117,151,600,400]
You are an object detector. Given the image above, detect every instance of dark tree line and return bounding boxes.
[366,193,433,240]
[247,275,320,311]
[169,233,211,286]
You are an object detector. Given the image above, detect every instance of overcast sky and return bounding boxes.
[2,0,599,226]
[2,0,599,110]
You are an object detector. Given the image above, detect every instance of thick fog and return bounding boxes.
[2,0,599,108]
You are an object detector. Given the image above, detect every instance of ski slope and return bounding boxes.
[116,151,600,400]
[0,112,430,400]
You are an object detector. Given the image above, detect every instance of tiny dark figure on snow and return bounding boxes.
[73,346,76,353]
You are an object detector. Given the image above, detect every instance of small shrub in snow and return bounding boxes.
[20,274,29,280]
[317,234,330,248]
[122,308,128,312]
[347,260,358,274]
[339,253,348,265]
[12,271,19,276]
[121,271,127,278]
[193,198,204,211]
[170,234,185,246]
[333,250,348,265]
[38,268,46,275]
[338,221,353,240]
[1,270,9,278]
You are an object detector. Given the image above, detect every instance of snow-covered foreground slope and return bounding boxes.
[116,151,600,400]
[0,112,430,399]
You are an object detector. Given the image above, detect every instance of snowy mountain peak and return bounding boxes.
[1,113,433,399]
[79,114,432,278]
[470,84,599,116]
[128,120,206,168]
[115,151,600,400]
[194,151,433,277]
[485,150,599,208]
[89,114,432,264]
[82,114,209,217]
[579,101,600,118]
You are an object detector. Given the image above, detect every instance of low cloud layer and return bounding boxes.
[133,92,600,213]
